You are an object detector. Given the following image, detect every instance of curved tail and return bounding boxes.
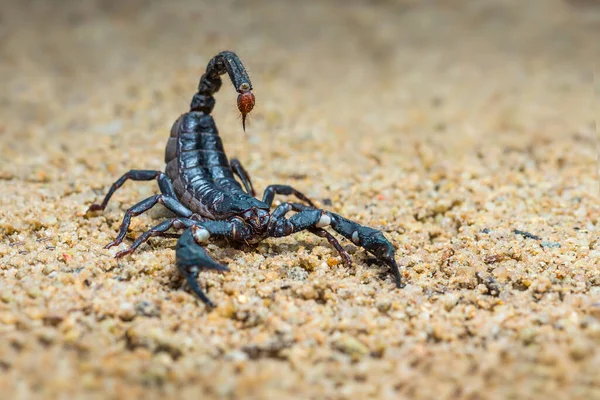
[190,51,255,131]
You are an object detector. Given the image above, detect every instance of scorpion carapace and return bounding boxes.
[89,51,403,307]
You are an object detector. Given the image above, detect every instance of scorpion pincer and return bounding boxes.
[88,51,403,307]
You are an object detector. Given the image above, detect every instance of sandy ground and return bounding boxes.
[0,0,599,399]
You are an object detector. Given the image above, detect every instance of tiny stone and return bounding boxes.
[118,302,136,321]
[0,312,17,325]
[376,299,392,313]
[38,328,57,345]
[333,335,370,360]
[298,285,318,300]
[288,266,309,281]
[224,350,249,362]
[441,293,459,311]
[569,339,591,361]
[135,300,160,318]
[541,241,561,248]
[519,327,537,345]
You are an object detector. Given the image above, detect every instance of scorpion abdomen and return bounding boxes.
[165,111,265,219]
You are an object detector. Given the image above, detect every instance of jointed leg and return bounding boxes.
[230,158,255,196]
[268,203,350,267]
[115,217,199,258]
[116,216,250,307]
[88,170,176,212]
[262,184,315,208]
[308,228,352,268]
[106,194,193,249]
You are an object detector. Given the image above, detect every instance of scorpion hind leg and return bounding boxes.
[230,158,256,196]
[105,194,193,249]
[88,170,175,213]
[262,184,315,208]
[115,217,197,258]
[175,226,229,307]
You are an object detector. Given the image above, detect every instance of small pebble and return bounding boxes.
[541,241,561,248]
[118,302,136,321]
[333,335,370,360]
[288,266,309,281]
[135,300,160,318]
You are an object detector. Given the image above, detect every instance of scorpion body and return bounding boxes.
[89,51,402,306]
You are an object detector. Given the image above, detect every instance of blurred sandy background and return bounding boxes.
[0,0,599,399]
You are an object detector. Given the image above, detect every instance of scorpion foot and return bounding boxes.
[104,241,118,250]
[87,203,104,212]
[115,248,134,258]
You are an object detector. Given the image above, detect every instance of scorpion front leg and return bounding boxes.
[269,203,402,288]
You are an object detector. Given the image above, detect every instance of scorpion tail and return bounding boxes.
[175,226,229,307]
[191,51,254,132]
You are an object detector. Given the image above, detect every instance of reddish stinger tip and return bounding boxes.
[237,91,255,132]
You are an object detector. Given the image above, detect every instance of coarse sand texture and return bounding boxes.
[0,1,598,399]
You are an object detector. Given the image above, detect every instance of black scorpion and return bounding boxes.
[89,51,402,306]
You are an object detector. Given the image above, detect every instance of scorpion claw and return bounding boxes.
[373,245,402,288]
[184,274,216,308]
[386,258,404,289]
[175,227,229,306]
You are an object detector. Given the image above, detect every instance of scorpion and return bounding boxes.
[89,51,402,307]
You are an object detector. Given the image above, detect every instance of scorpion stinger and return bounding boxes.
[88,51,403,307]
[237,84,255,132]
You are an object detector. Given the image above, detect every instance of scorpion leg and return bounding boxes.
[269,203,402,288]
[269,203,351,267]
[106,194,193,249]
[176,221,250,306]
[230,158,256,196]
[115,217,199,258]
[262,185,315,208]
[307,228,352,268]
[88,170,176,212]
